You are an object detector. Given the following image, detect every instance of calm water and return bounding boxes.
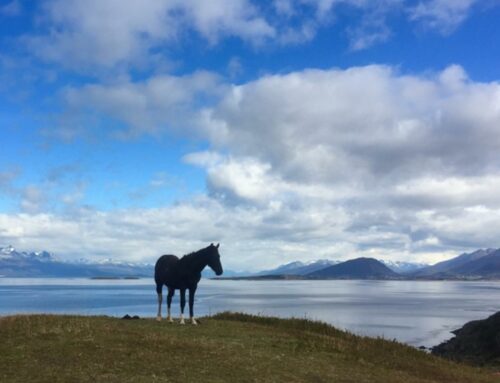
[1,278,499,348]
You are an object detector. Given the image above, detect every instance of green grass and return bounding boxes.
[0,312,497,383]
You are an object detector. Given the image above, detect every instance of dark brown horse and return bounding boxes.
[154,243,223,324]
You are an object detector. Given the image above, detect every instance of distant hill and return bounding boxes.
[449,250,500,278]
[255,259,339,276]
[307,258,401,279]
[412,249,496,277]
[0,246,152,278]
[411,248,500,279]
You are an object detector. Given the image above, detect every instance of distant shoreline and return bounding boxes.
[211,274,500,281]
[90,276,141,280]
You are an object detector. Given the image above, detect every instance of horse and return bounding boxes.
[154,243,223,325]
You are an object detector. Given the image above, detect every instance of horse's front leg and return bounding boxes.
[179,288,186,325]
[189,287,197,325]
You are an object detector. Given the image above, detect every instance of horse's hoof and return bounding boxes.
[156,316,162,322]
[191,318,198,325]
[167,317,173,323]
[180,319,185,325]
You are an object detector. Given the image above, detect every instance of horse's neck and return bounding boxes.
[186,251,209,274]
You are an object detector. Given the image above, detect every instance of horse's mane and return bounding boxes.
[181,246,211,261]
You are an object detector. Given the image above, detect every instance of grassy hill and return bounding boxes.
[0,312,498,383]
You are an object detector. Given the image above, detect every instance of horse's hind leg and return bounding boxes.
[167,287,175,323]
[156,283,163,321]
[179,288,186,325]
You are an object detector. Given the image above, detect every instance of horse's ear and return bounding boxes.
[216,243,220,249]
[210,243,214,246]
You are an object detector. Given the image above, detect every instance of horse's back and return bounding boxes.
[155,255,179,282]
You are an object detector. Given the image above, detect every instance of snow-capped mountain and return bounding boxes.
[256,259,340,276]
[380,260,429,274]
[0,245,152,278]
[0,245,246,279]
[0,245,56,262]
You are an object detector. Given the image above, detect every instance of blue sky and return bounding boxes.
[1,0,500,270]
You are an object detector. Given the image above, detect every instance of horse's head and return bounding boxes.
[207,243,223,276]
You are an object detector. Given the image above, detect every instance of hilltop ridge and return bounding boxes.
[0,313,497,382]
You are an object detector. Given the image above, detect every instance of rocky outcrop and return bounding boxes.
[432,311,500,366]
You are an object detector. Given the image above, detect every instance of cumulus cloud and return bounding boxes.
[5,62,500,268]
[184,152,279,204]
[197,64,500,259]
[25,0,274,71]
[205,65,500,184]
[62,71,225,137]
[52,64,500,266]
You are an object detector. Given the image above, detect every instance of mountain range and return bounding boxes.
[247,258,424,278]
[0,245,243,278]
[0,246,152,278]
[411,248,500,279]
[2,245,500,280]
[222,248,500,280]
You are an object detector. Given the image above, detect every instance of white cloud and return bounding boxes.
[394,175,500,209]
[182,0,275,44]
[18,0,492,73]
[347,6,394,51]
[62,71,225,137]
[52,64,500,267]
[26,0,274,71]
[205,65,500,185]
[409,0,481,34]
[3,185,500,269]
[0,198,350,270]
[7,63,500,268]
[185,153,279,203]
[298,0,489,48]
[197,65,500,259]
